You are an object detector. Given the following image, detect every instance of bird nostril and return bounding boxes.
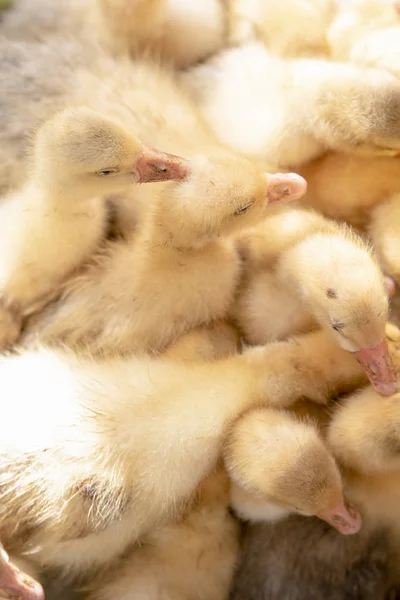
[151,163,168,173]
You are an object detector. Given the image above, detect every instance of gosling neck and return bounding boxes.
[29,169,98,208]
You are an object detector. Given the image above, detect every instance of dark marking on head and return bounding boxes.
[326,288,337,300]
[383,431,400,455]
[271,445,332,512]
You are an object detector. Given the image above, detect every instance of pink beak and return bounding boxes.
[0,551,44,600]
[135,147,191,183]
[316,500,362,535]
[352,339,398,396]
[266,173,307,203]
[384,276,396,299]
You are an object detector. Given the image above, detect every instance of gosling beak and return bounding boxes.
[316,500,362,535]
[0,547,44,600]
[384,275,396,299]
[352,339,398,396]
[266,173,307,203]
[135,147,191,183]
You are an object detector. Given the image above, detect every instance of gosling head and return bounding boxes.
[31,106,190,196]
[225,409,361,536]
[327,385,400,474]
[158,153,307,248]
[264,432,362,536]
[293,232,397,396]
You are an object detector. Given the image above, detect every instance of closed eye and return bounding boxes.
[96,168,119,176]
[235,202,254,216]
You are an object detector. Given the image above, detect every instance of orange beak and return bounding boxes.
[316,500,362,535]
[384,275,396,299]
[352,339,398,396]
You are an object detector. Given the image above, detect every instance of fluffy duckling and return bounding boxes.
[0,543,44,600]
[83,407,359,600]
[228,0,336,57]
[225,408,361,535]
[233,205,397,395]
[0,38,183,195]
[327,323,400,478]
[81,323,240,600]
[229,324,400,600]
[328,0,400,78]
[0,327,365,577]
[66,324,358,600]
[299,151,400,288]
[314,330,400,591]
[327,387,400,513]
[0,106,190,350]
[184,42,400,168]
[22,158,305,354]
[0,39,304,222]
[0,38,306,353]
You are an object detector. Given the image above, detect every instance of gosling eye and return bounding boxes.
[96,168,119,176]
[331,320,345,332]
[235,202,254,216]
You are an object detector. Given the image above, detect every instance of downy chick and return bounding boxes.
[0,106,189,350]
[229,325,400,600]
[81,322,241,600]
[233,205,397,395]
[0,39,303,230]
[327,322,400,475]
[83,405,359,600]
[22,159,305,354]
[299,151,400,288]
[322,328,400,588]
[184,42,400,169]
[0,327,365,577]
[0,38,306,353]
[64,324,358,600]
[228,0,336,58]
[225,407,361,535]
